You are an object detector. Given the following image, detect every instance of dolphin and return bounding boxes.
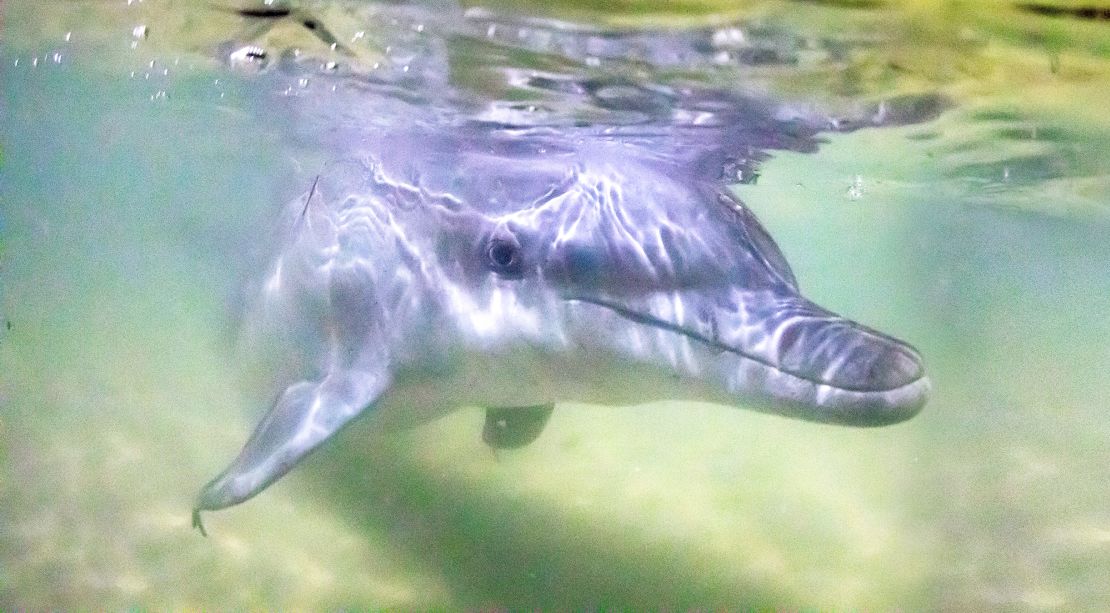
[192,6,931,533]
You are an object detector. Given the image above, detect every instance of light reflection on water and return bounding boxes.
[2,0,1109,608]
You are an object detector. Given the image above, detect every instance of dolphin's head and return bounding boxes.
[329,126,929,426]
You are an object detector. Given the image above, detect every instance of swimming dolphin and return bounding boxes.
[192,6,932,533]
[192,123,928,532]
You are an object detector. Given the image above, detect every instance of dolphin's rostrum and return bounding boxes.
[193,8,931,533]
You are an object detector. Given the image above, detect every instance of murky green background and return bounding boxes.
[2,0,1109,608]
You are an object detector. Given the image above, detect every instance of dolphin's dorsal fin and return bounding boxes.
[482,404,556,450]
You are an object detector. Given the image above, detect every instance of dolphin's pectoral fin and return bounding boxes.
[482,404,555,450]
[192,369,389,535]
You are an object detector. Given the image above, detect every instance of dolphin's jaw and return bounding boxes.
[565,295,929,426]
[715,350,930,426]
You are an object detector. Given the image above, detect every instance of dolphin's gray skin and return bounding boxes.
[192,3,931,532]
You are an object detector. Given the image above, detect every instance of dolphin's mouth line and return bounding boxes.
[570,296,922,394]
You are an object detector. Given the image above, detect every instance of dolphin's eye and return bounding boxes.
[488,239,517,267]
[486,236,523,278]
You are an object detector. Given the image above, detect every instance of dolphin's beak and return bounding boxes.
[700,289,929,426]
[574,290,929,426]
[738,297,929,426]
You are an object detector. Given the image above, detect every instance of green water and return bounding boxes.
[3,0,1110,609]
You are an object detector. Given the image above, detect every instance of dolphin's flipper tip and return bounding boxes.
[192,508,208,537]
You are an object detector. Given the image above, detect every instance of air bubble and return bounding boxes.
[711,27,745,49]
[229,45,268,70]
[847,175,864,200]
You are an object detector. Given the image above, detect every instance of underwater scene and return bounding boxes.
[2,0,1109,608]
